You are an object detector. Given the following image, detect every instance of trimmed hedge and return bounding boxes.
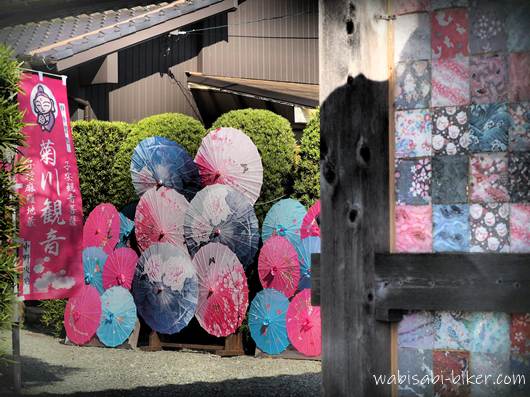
[211,109,297,220]
[39,299,66,337]
[293,109,320,207]
[111,113,205,207]
[72,120,131,216]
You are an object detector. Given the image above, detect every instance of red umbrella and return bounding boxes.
[102,247,138,290]
[64,284,101,345]
[300,200,320,239]
[286,289,321,357]
[83,203,120,254]
[193,243,248,337]
[258,236,300,298]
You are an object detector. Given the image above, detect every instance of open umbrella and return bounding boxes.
[248,288,290,355]
[195,127,263,204]
[132,243,198,334]
[83,203,120,254]
[298,236,321,290]
[258,236,300,298]
[300,200,321,239]
[193,242,248,337]
[116,212,135,248]
[102,247,138,290]
[184,184,259,269]
[82,247,108,294]
[287,289,321,357]
[135,186,189,251]
[97,286,137,347]
[130,136,201,201]
[64,284,101,345]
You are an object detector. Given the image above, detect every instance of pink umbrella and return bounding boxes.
[195,127,263,204]
[286,288,321,357]
[193,242,249,337]
[135,186,189,251]
[258,236,300,298]
[102,247,138,290]
[64,284,102,345]
[83,203,120,254]
[300,200,320,239]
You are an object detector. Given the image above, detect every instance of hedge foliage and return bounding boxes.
[293,109,320,207]
[111,113,205,208]
[39,299,66,337]
[72,120,131,216]
[211,109,297,220]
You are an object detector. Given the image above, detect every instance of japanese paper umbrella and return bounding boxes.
[184,184,259,269]
[135,186,189,251]
[83,203,120,255]
[298,236,321,290]
[249,288,290,355]
[300,200,320,239]
[132,242,198,334]
[287,289,321,357]
[97,286,137,347]
[195,127,263,204]
[102,247,138,290]
[82,247,108,294]
[130,136,201,201]
[193,242,249,337]
[116,212,135,248]
[258,236,300,298]
[64,284,101,345]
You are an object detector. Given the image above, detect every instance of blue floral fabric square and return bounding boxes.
[471,353,511,396]
[395,158,432,205]
[469,103,511,152]
[433,204,470,252]
[509,153,530,202]
[432,155,469,204]
[469,0,507,55]
[395,60,431,110]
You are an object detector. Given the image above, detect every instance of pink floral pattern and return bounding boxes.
[395,109,433,158]
[395,205,433,252]
[470,54,508,104]
[509,102,530,152]
[469,203,510,252]
[432,8,469,59]
[508,52,530,102]
[470,153,509,203]
[510,204,530,253]
[433,350,471,396]
[432,57,470,107]
[396,158,432,205]
[512,313,530,356]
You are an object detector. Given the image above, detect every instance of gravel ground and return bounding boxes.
[0,330,321,397]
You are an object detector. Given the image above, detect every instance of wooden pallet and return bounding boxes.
[142,330,245,357]
[255,346,321,361]
[64,319,141,349]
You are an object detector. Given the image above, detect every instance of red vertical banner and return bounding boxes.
[16,72,83,300]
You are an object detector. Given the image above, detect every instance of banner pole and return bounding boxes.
[11,297,21,394]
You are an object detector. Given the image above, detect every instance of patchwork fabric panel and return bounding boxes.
[395,109,433,158]
[431,8,469,59]
[511,314,530,356]
[511,354,530,397]
[469,0,507,54]
[433,204,470,252]
[432,106,470,155]
[398,311,436,349]
[470,153,509,203]
[510,204,530,253]
[506,1,530,52]
[470,54,508,104]
[433,350,471,396]
[509,153,530,202]
[432,57,470,107]
[398,348,434,397]
[395,205,433,253]
[470,353,511,397]
[395,60,432,110]
[395,13,431,62]
[469,103,511,152]
[508,102,530,152]
[432,155,468,204]
[508,52,530,102]
[469,203,510,252]
[395,158,432,205]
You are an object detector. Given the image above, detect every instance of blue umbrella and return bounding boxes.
[298,236,321,290]
[116,212,135,248]
[82,247,107,294]
[184,184,259,269]
[132,243,198,334]
[249,288,290,355]
[130,136,201,201]
[97,286,137,347]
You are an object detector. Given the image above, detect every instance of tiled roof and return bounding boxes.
[0,0,221,63]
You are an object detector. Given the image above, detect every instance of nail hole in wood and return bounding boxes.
[346,19,354,34]
[323,160,336,184]
[496,279,502,284]
[347,75,354,85]
[514,282,520,288]
[367,292,374,302]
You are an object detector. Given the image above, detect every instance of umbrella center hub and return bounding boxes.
[95,228,100,235]
[213,228,221,237]
[105,312,114,323]
[84,272,92,284]
[117,273,125,285]
[158,232,165,241]
[262,319,270,327]
[276,225,286,236]
[271,266,278,276]
[301,318,313,332]
[207,288,214,299]
[72,310,81,322]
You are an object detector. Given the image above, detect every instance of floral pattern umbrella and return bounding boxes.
[195,127,263,204]
[102,247,138,290]
[193,242,248,337]
[135,186,189,251]
[82,247,108,294]
[130,136,201,201]
[249,288,290,355]
[97,286,137,347]
[132,243,198,334]
[83,203,120,254]
[298,236,321,290]
[300,200,321,239]
[286,289,321,357]
[116,212,135,248]
[184,184,259,269]
[64,284,101,345]
[258,236,300,298]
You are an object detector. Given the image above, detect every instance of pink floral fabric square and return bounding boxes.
[395,205,433,253]
[509,102,530,152]
[470,153,509,203]
[395,109,433,158]
[432,58,470,107]
[509,52,530,102]
[394,0,429,15]
[432,8,469,59]
[512,314,530,355]
[471,54,508,104]
[510,204,530,253]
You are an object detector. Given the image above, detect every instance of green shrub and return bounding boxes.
[111,113,205,207]
[211,109,297,220]
[293,109,320,207]
[72,120,131,216]
[39,299,66,337]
